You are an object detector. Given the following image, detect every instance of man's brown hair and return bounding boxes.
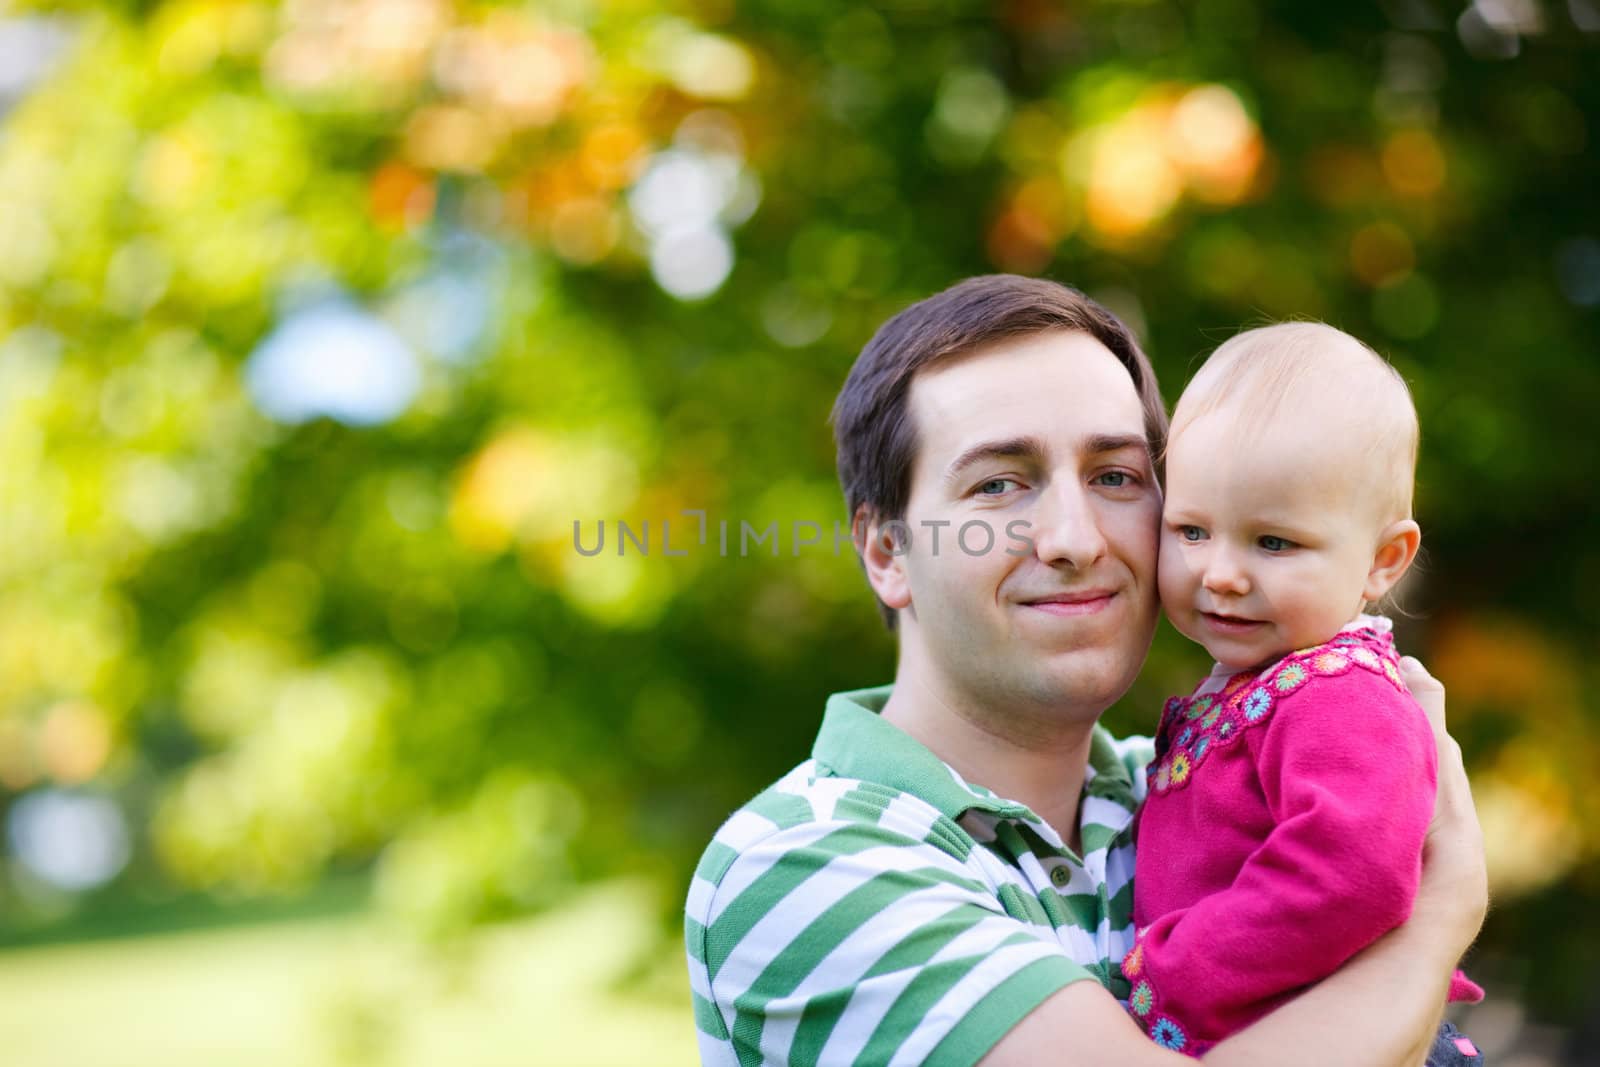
[831,274,1169,627]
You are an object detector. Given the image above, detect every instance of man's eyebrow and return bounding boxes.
[943,436,1048,484]
[1085,433,1151,458]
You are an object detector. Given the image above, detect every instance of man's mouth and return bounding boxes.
[1020,590,1116,616]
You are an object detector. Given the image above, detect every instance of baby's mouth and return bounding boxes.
[1200,611,1266,633]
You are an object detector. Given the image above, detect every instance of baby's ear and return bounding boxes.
[1364,519,1421,602]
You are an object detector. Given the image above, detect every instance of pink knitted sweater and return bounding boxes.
[1124,624,1482,1056]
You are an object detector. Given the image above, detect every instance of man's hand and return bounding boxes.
[1399,655,1489,946]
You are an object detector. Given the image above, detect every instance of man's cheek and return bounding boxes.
[1116,508,1161,575]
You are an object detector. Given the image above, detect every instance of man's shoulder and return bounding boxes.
[689,760,823,890]
[684,758,1099,1067]
[689,758,964,898]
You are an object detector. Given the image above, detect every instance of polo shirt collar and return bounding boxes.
[814,684,1138,823]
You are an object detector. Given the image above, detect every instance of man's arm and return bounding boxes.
[981,657,1487,1067]
[984,904,1460,1067]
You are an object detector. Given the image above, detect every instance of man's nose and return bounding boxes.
[1201,545,1250,596]
[1032,483,1108,570]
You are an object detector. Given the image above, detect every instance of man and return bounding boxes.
[685,276,1486,1066]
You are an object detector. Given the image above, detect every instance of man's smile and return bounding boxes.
[1018,589,1118,616]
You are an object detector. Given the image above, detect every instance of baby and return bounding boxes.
[1123,323,1484,1062]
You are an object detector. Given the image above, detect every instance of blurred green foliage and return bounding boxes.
[0,0,1597,1040]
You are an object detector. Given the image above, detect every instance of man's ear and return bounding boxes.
[1363,518,1421,602]
[854,506,913,614]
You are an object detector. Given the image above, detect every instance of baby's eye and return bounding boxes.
[1258,535,1295,552]
[1177,525,1206,542]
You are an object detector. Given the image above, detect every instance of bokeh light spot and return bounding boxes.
[1382,128,1447,198]
[1373,273,1440,339]
[1555,237,1600,307]
[8,789,130,892]
[1349,221,1415,287]
[246,299,421,426]
[649,225,734,301]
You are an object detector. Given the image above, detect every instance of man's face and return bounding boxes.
[889,330,1161,724]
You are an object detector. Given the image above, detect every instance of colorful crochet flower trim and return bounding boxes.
[1122,933,1196,1055]
[1146,626,1406,796]
[1130,980,1154,1016]
[1151,1017,1188,1051]
[1120,927,1216,1055]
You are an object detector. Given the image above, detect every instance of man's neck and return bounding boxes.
[879,667,1097,853]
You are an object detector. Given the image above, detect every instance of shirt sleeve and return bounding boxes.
[1125,669,1437,1051]
[690,815,1095,1067]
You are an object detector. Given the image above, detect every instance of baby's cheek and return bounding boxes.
[1155,536,1191,613]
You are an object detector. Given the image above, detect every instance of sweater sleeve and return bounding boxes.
[1125,669,1437,1053]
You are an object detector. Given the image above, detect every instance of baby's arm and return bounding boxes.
[1128,669,1437,1052]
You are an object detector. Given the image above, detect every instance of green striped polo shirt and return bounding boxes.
[685,685,1153,1067]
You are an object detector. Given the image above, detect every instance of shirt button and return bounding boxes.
[1050,865,1071,888]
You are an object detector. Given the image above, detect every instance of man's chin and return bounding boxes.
[1024,651,1141,718]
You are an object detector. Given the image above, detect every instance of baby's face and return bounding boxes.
[1157,410,1387,670]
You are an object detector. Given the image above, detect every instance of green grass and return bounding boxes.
[0,881,699,1067]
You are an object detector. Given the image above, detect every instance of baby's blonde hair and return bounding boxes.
[1169,322,1419,524]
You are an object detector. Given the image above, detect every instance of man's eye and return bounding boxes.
[977,478,1016,496]
[1094,471,1131,488]
[1178,525,1206,542]
[1258,535,1294,552]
